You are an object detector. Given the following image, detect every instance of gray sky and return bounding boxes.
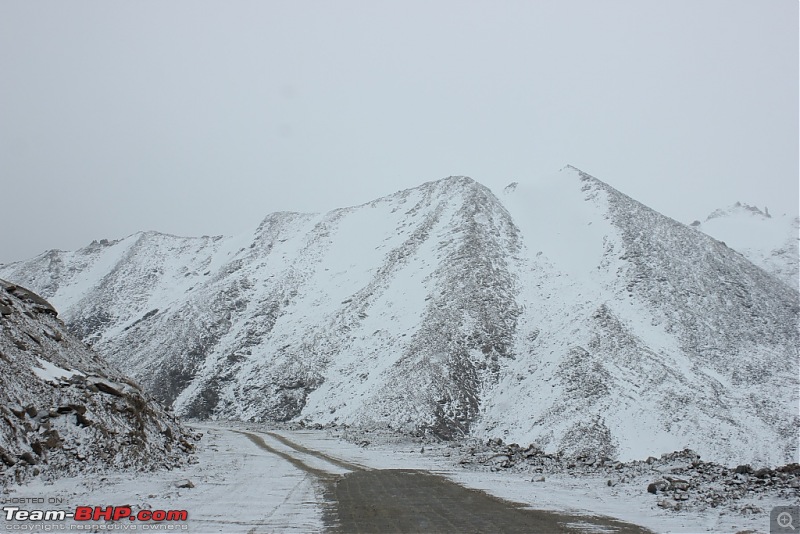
[1,0,797,264]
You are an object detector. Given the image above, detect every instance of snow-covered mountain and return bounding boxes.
[690,202,799,290]
[0,279,196,485]
[2,167,797,467]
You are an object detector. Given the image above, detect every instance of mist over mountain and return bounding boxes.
[2,167,797,467]
[689,202,798,290]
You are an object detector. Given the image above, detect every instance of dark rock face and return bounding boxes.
[0,279,197,485]
[0,280,57,316]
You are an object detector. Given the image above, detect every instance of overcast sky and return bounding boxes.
[1,0,797,264]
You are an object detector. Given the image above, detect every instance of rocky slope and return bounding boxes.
[1,168,797,467]
[0,279,197,485]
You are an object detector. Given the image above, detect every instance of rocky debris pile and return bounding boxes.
[455,438,800,513]
[0,280,199,486]
[644,461,800,512]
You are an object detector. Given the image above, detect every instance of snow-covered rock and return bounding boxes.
[1,168,797,467]
[0,279,196,485]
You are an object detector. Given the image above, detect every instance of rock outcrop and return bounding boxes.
[0,279,197,485]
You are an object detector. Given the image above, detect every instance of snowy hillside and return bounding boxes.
[0,279,196,485]
[690,202,798,290]
[482,168,798,466]
[2,168,797,467]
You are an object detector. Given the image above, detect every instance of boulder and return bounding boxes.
[733,464,753,475]
[647,480,670,494]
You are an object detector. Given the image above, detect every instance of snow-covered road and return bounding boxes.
[1,423,788,533]
[1,425,328,532]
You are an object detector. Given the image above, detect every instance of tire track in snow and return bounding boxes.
[237,431,348,479]
[264,431,368,472]
[237,429,652,533]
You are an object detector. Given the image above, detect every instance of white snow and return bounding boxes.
[503,166,621,282]
[30,357,84,383]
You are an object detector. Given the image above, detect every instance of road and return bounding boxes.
[239,429,652,533]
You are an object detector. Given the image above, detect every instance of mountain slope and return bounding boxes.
[690,202,798,290]
[2,178,521,441]
[1,169,797,467]
[0,279,196,485]
[482,168,798,465]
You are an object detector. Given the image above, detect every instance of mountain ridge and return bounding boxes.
[2,168,797,466]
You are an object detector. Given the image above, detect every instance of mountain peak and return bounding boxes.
[410,175,482,196]
[560,164,602,183]
[706,202,772,222]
